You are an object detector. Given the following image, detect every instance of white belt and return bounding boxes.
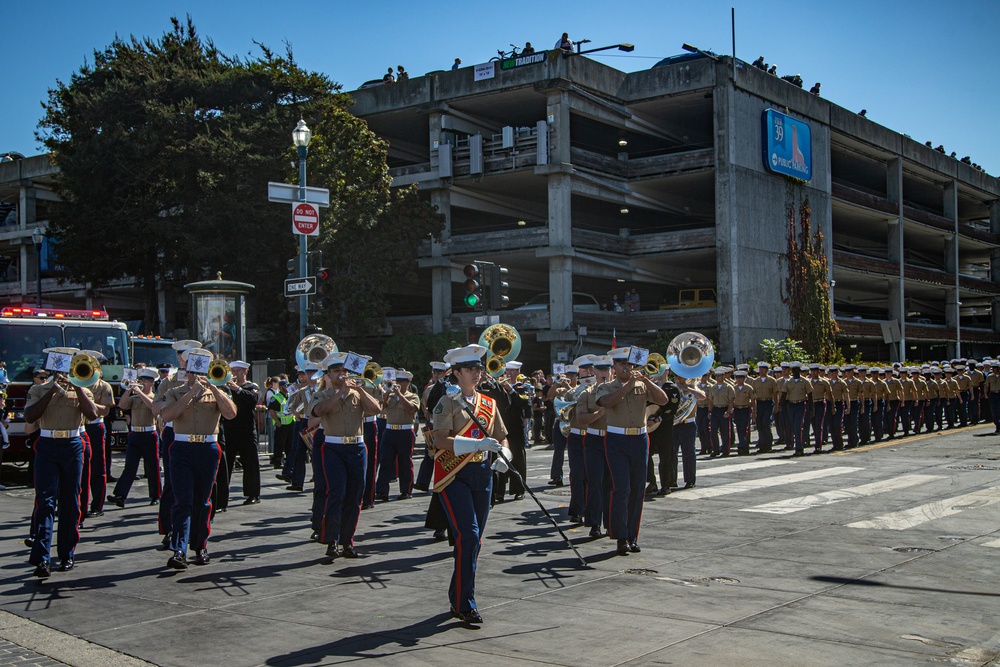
[386,424,413,430]
[607,425,647,436]
[40,428,82,439]
[586,428,606,436]
[173,434,218,443]
[325,436,362,444]
[132,426,156,433]
[364,416,377,423]
[164,421,173,428]
[87,418,104,425]
[569,428,584,435]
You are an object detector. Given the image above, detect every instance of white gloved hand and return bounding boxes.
[491,447,512,473]
[478,437,502,453]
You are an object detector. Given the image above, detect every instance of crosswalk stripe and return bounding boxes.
[981,538,1000,548]
[740,474,943,515]
[846,487,1000,530]
[674,467,863,499]
[698,460,794,477]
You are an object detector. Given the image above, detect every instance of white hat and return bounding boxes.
[757,361,771,368]
[842,364,855,371]
[573,355,594,368]
[430,361,447,371]
[321,352,349,369]
[564,365,579,374]
[172,339,201,352]
[780,361,791,368]
[789,361,802,369]
[42,346,80,355]
[827,365,840,372]
[230,360,250,371]
[443,344,487,367]
[138,368,157,380]
[714,367,727,375]
[608,347,631,361]
[301,362,320,372]
[81,349,107,362]
[857,365,868,371]
[734,370,747,378]
[808,363,821,370]
[397,369,413,381]
[591,354,612,368]
[737,364,750,371]
[506,360,523,370]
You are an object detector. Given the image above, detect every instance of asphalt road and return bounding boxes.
[2,427,1000,666]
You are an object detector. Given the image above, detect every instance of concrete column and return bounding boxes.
[886,158,905,358]
[429,189,453,333]
[547,172,573,336]
[713,77,738,359]
[18,184,37,300]
[944,181,960,356]
[888,280,903,363]
[428,112,444,169]
[548,254,574,335]
[546,90,571,165]
[989,201,1000,284]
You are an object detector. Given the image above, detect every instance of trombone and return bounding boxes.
[207,359,232,386]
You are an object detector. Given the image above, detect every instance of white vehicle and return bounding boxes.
[514,292,602,313]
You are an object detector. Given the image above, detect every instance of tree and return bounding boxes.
[37,16,442,350]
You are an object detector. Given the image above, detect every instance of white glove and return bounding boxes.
[453,436,502,455]
[491,447,512,473]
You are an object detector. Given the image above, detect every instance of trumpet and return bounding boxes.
[120,378,133,390]
[207,359,232,386]
[69,353,102,389]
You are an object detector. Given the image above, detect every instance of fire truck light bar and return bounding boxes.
[1,306,109,320]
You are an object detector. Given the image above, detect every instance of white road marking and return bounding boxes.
[847,487,1000,530]
[741,474,943,515]
[698,460,795,477]
[980,537,1000,548]
[675,467,863,499]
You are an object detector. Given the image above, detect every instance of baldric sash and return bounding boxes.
[432,392,496,492]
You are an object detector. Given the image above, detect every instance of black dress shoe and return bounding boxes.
[629,541,641,553]
[149,498,159,506]
[167,551,188,570]
[644,483,658,496]
[547,479,563,487]
[433,528,447,541]
[568,514,583,524]
[616,539,630,556]
[588,526,604,539]
[657,487,671,496]
[58,558,74,572]
[310,531,319,542]
[275,473,290,482]
[361,503,373,510]
[86,509,104,517]
[285,485,303,492]
[23,537,34,549]
[195,549,210,565]
[683,483,696,489]
[106,475,118,483]
[342,545,360,558]
[375,494,389,502]
[413,484,429,492]
[107,494,125,508]
[33,562,51,578]
[242,497,261,505]
[159,534,171,550]
[325,544,339,559]
[397,493,412,500]
[513,493,524,500]
[450,607,484,624]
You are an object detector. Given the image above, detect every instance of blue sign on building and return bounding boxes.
[762,109,812,181]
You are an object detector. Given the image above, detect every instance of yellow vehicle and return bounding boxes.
[659,288,717,310]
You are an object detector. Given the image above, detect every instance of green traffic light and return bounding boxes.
[464,293,480,307]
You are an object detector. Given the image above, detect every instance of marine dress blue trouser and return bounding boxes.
[169,439,223,555]
[31,435,84,565]
[158,426,175,535]
[316,435,366,547]
[566,430,586,516]
[84,421,107,512]
[549,422,566,482]
[113,430,161,500]
[438,458,493,613]
[363,419,379,504]
[603,431,648,542]
[583,430,607,529]
[376,427,415,497]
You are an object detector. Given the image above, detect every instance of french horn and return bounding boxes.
[207,359,232,386]
[295,334,337,369]
[68,353,102,388]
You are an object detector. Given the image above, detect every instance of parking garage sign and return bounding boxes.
[763,109,812,181]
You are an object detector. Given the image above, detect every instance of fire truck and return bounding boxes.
[0,306,132,463]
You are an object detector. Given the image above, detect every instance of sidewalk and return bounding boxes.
[0,611,153,667]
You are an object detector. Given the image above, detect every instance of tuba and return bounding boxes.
[362,361,383,387]
[666,332,714,425]
[295,334,337,369]
[69,353,102,388]
[644,352,668,379]
[207,359,232,386]
[555,384,588,437]
[478,323,521,362]
[485,355,507,378]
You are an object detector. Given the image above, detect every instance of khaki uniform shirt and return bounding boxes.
[900,378,917,402]
[708,382,735,409]
[750,375,777,401]
[829,378,848,402]
[941,378,959,399]
[695,379,712,407]
[913,377,928,401]
[782,377,811,403]
[432,392,508,440]
[970,369,985,389]
[121,389,156,428]
[308,386,380,437]
[984,374,1000,394]
[923,378,939,400]
[809,376,832,402]
[886,377,903,401]
[955,374,971,392]
[596,379,653,429]
[580,385,608,432]
[26,382,94,431]
[161,384,224,436]
[732,384,754,408]
[874,379,890,400]
[844,377,863,401]
[285,385,313,419]
[90,379,114,422]
[384,390,419,425]
[860,377,876,400]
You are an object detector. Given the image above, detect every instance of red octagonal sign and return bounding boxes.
[292,203,320,236]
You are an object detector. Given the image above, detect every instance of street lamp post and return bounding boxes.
[31,227,44,307]
[292,119,312,341]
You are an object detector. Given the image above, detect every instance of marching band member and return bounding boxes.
[159,348,236,569]
[595,347,667,557]
[222,360,261,505]
[25,348,99,577]
[308,352,382,559]
[544,365,578,487]
[577,355,612,537]
[79,350,114,520]
[564,355,594,519]
[430,344,509,624]
[415,361,448,493]
[108,368,161,506]
[375,369,420,500]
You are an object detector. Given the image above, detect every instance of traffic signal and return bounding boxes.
[463,264,484,309]
[490,265,509,309]
[316,267,335,311]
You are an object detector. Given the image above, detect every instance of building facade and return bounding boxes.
[349,50,1000,367]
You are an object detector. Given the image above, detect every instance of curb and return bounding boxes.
[0,611,155,667]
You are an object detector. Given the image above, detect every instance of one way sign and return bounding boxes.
[284,277,317,297]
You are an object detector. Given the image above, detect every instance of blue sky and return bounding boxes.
[3,0,998,174]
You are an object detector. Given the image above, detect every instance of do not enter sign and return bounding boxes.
[292,203,320,236]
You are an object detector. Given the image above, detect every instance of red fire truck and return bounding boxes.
[0,306,132,463]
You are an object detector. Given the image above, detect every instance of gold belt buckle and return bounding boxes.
[189,434,207,443]
[53,430,71,438]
